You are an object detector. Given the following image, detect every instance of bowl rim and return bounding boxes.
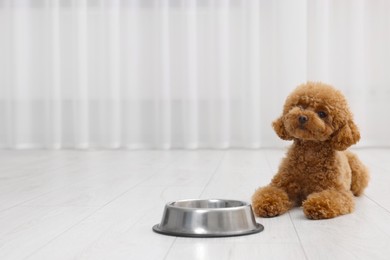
[166,198,250,211]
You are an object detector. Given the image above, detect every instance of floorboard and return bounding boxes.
[0,149,387,259]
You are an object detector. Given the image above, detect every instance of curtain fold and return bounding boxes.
[0,0,389,149]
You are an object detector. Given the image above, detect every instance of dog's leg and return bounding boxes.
[251,186,293,217]
[345,151,370,196]
[302,189,354,220]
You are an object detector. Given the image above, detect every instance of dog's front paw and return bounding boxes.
[303,190,354,220]
[251,186,292,217]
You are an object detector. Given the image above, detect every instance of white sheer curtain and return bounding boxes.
[0,0,389,149]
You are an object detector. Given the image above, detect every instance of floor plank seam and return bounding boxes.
[363,194,390,214]
[198,151,226,198]
[0,182,81,214]
[162,237,177,260]
[288,212,309,260]
[132,152,187,187]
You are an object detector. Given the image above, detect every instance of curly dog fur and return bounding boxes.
[252,82,370,219]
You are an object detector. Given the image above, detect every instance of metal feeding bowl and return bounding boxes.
[152,199,264,238]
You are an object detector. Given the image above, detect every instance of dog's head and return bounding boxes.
[273,82,360,150]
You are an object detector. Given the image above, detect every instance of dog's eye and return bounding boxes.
[317,111,327,118]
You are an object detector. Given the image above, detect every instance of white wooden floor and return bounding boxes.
[0,149,390,260]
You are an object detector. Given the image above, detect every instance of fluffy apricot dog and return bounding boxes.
[252,82,369,219]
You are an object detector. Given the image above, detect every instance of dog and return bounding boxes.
[252,82,370,219]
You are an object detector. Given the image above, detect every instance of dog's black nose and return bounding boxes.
[298,115,308,124]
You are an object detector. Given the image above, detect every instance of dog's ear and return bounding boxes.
[330,120,360,151]
[272,116,293,140]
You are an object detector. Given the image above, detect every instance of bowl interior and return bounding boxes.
[170,199,246,209]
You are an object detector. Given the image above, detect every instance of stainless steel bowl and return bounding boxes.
[152,199,264,237]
